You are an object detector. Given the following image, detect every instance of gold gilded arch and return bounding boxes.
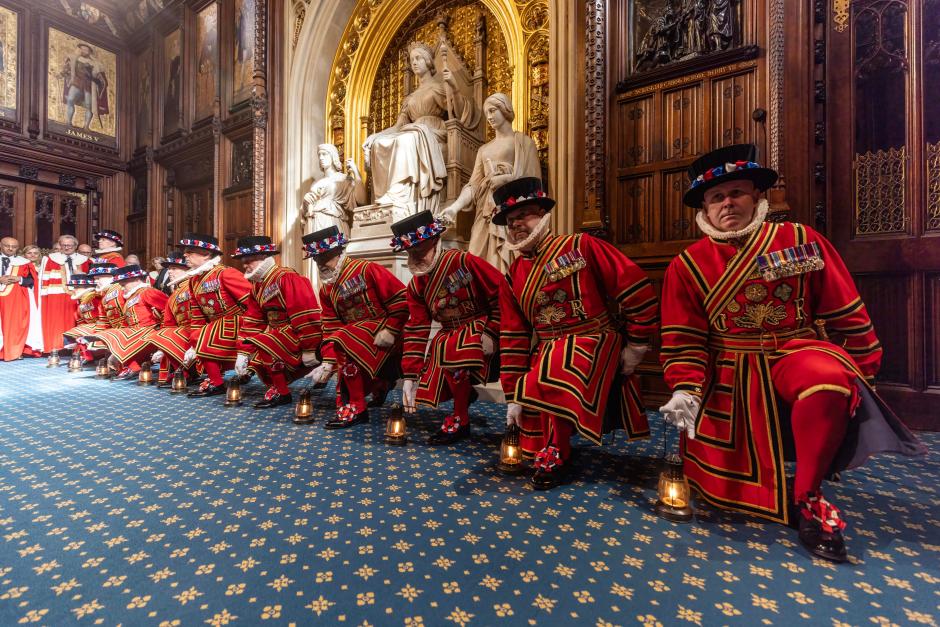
[325,0,547,174]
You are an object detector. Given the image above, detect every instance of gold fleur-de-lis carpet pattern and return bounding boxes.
[0,360,937,626]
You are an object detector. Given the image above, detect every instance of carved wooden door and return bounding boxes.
[827,0,939,427]
[22,184,89,251]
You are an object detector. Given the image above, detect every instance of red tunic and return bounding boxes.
[660,221,886,524]
[95,251,125,267]
[187,264,265,362]
[319,257,408,378]
[95,285,168,363]
[242,265,322,371]
[0,257,32,360]
[500,234,659,453]
[63,290,102,341]
[402,249,504,407]
[39,253,90,350]
[147,279,194,363]
[98,284,126,329]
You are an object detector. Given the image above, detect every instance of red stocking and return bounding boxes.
[790,391,851,497]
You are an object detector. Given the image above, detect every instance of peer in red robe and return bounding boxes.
[0,238,35,361]
[38,236,89,352]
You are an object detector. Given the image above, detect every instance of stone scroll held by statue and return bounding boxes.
[302,143,366,236]
[362,41,479,221]
[441,93,541,273]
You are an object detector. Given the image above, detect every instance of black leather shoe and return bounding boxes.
[530,465,570,490]
[324,409,369,430]
[157,380,173,389]
[427,423,470,445]
[187,383,226,398]
[254,393,293,409]
[798,515,847,563]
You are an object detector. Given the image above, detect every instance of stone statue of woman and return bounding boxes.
[302,143,366,235]
[441,93,541,273]
[363,41,477,221]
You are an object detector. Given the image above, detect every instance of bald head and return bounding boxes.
[1,237,18,256]
[77,243,93,256]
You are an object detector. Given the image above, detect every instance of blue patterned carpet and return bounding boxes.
[0,359,937,626]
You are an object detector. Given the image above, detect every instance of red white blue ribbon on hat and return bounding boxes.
[499,189,548,211]
[233,243,278,257]
[690,160,761,189]
[304,232,348,256]
[180,238,222,253]
[390,220,446,251]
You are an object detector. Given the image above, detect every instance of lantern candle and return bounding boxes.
[498,424,524,474]
[654,453,694,523]
[385,404,407,445]
[224,378,243,407]
[293,388,315,424]
[170,369,188,393]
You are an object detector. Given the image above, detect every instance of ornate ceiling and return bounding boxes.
[50,0,170,40]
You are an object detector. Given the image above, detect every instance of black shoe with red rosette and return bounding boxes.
[427,414,470,445]
[530,445,570,490]
[797,491,848,563]
[253,387,293,409]
[324,403,369,429]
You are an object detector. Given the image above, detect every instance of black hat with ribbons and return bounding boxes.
[491,177,555,226]
[232,235,279,259]
[683,143,778,208]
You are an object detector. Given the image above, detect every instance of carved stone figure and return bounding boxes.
[442,93,541,273]
[635,0,737,71]
[302,144,366,235]
[363,42,477,221]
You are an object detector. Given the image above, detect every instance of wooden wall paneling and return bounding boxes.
[619,96,654,168]
[853,273,913,387]
[222,188,252,256]
[661,168,695,242]
[663,84,702,161]
[927,273,940,389]
[616,174,654,245]
[711,69,760,149]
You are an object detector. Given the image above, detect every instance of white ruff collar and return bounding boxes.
[245,256,277,283]
[48,252,88,265]
[406,239,444,277]
[695,198,769,241]
[94,246,122,255]
[122,282,147,299]
[506,213,553,253]
[187,255,222,276]
[318,253,347,286]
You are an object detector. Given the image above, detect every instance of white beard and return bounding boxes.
[245,256,276,283]
[695,198,769,241]
[506,213,553,254]
[318,253,347,285]
[406,239,443,277]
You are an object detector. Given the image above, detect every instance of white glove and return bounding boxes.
[373,328,396,348]
[402,379,418,414]
[619,343,649,375]
[659,391,701,440]
[301,351,319,367]
[481,334,495,357]
[234,353,249,377]
[151,350,165,365]
[183,347,196,366]
[506,402,523,427]
[310,362,334,384]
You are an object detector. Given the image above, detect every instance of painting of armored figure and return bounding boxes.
[163,29,181,135]
[233,0,254,101]
[46,28,116,137]
[194,2,218,121]
[0,6,18,118]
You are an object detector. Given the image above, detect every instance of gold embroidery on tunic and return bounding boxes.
[536,303,566,326]
[773,283,793,302]
[744,284,768,302]
[733,302,788,329]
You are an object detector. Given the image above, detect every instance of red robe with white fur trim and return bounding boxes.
[0,256,32,360]
[39,252,89,350]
